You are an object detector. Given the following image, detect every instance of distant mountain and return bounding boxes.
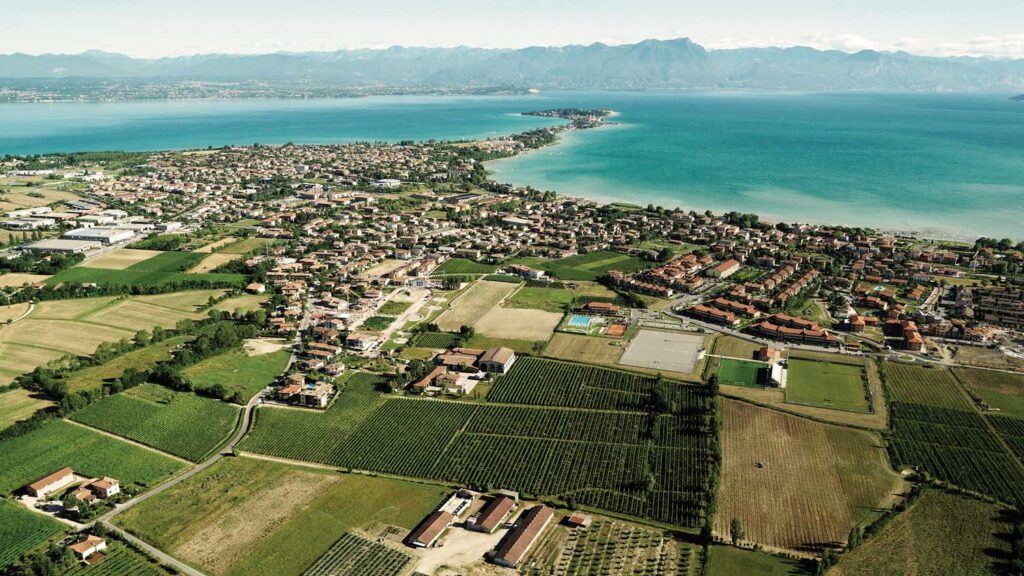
[3,38,1024,92]
[1013,94,1024,101]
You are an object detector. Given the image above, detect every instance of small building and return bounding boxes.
[565,512,593,528]
[69,535,107,562]
[754,346,778,363]
[479,347,516,374]
[407,511,454,548]
[492,505,555,568]
[298,382,335,408]
[467,495,516,534]
[246,282,267,294]
[25,467,75,498]
[346,331,380,352]
[85,477,120,499]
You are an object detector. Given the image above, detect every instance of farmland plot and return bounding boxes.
[434,280,518,331]
[303,532,412,576]
[62,539,175,576]
[473,306,562,341]
[0,499,65,570]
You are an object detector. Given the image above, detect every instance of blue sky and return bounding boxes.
[6,0,1024,58]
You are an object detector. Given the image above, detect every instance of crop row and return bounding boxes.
[303,532,412,576]
[990,415,1024,461]
[885,364,972,410]
[0,500,65,570]
[63,541,172,576]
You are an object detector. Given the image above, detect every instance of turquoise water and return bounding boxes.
[569,315,593,328]
[2,92,1022,240]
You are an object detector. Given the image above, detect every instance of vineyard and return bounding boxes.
[71,384,241,462]
[63,540,174,576]
[990,415,1024,460]
[411,332,461,349]
[884,363,1024,504]
[488,357,664,410]
[0,499,65,570]
[0,419,186,495]
[242,360,719,528]
[302,532,412,576]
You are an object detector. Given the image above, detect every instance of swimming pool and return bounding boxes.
[568,315,592,328]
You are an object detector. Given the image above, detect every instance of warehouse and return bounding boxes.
[20,238,100,253]
[63,227,135,245]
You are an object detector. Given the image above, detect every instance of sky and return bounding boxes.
[5,0,1024,59]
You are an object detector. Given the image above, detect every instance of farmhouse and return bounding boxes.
[467,495,516,534]
[479,347,516,373]
[298,382,335,408]
[69,534,107,562]
[407,510,454,548]
[25,467,76,498]
[492,505,554,568]
[71,477,121,502]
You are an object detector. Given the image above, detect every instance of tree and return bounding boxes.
[730,517,744,545]
[847,526,862,551]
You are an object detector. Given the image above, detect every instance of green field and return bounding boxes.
[0,419,185,495]
[115,456,447,576]
[705,546,812,576]
[784,360,869,413]
[0,499,66,570]
[182,349,291,400]
[71,384,241,462]
[953,367,1024,418]
[48,251,244,288]
[411,332,460,349]
[0,389,52,430]
[361,315,394,331]
[431,258,498,275]
[537,250,655,281]
[63,336,191,392]
[216,237,271,255]
[716,358,766,388]
[504,285,576,313]
[378,300,412,316]
[885,362,1024,505]
[831,490,1011,576]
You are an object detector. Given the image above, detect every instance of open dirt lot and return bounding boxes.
[715,399,903,552]
[244,338,290,357]
[619,329,705,374]
[435,280,519,332]
[414,524,510,575]
[187,252,241,273]
[474,307,562,342]
[194,237,238,253]
[85,248,163,270]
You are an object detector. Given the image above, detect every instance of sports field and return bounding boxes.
[785,359,869,413]
[474,306,562,341]
[85,248,163,270]
[831,490,1010,576]
[619,329,704,374]
[716,358,766,388]
[716,399,901,551]
[115,457,447,576]
[434,279,518,331]
[0,389,52,430]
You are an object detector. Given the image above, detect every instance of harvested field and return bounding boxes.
[544,333,626,365]
[716,399,902,552]
[215,294,269,314]
[0,389,52,430]
[244,337,290,356]
[434,280,518,331]
[0,273,51,288]
[474,307,561,341]
[217,237,270,254]
[831,490,1011,576]
[63,336,191,392]
[619,329,705,374]
[85,248,163,270]
[194,237,237,253]
[0,302,30,323]
[187,252,240,273]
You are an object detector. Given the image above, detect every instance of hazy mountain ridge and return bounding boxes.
[3,38,1024,92]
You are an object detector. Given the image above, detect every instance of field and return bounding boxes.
[0,419,186,495]
[359,259,406,279]
[504,285,575,313]
[303,532,413,576]
[214,293,269,314]
[990,415,1024,460]
[784,359,869,413]
[62,539,175,576]
[0,184,79,212]
[181,349,291,400]
[716,358,766,388]
[432,258,498,275]
[378,299,413,316]
[47,251,244,288]
[115,456,447,576]
[884,363,1024,504]
[473,306,562,341]
[619,330,705,374]
[434,279,519,331]
[0,302,31,323]
[0,499,66,570]
[0,292,219,384]
[953,367,1024,418]
[716,399,901,551]
[0,273,51,288]
[412,331,461,349]
[537,250,655,281]
[243,359,719,528]
[71,384,241,461]
[705,546,812,576]
[85,248,163,270]
[544,333,626,365]
[63,336,191,392]
[830,490,1012,576]
[0,389,53,430]
[526,517,701,576]
[194,237,237,253]
[217,237,270,255]
[712,336,764,360]
[186,252,240,273]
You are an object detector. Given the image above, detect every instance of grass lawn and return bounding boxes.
[115,456,448,576]
[182,349,291,401]
[717,358,766,388]
[538,250,655,281]
[785,299,832,327]
[0,499,66,571]
[705,546,812,576]
[63,336,191,393]
[785,360,869,413]
[831,490,1011,576]
[216,237,271,255]
[505,285,576,313]
[379,300,412,316]
[361,315,395,331]
[953,367,1024,418]
[213,294,269,314]
[0,389,52,430]
[0,419,186,495]
[432,258,498,275]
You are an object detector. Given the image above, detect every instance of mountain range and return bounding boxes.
[4,38,1024,92]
